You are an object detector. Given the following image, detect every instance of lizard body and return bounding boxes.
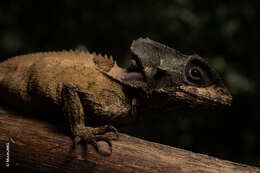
[0,38,232,154]
[0,51,132,125]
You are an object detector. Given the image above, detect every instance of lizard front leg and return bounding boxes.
[61,84,119,154]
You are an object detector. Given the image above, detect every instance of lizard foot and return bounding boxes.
[73,125,119,155]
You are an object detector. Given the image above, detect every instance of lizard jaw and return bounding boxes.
[154,86,231,113]
[179,85,232,108]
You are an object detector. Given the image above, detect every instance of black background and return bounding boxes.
[0,0,259,167]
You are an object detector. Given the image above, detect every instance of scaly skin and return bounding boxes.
[0,38,232,155]
[0,51,131,154]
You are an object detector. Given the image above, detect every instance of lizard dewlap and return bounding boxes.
[0,38,232,154]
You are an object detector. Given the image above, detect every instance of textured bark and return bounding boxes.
[0,108,259,173]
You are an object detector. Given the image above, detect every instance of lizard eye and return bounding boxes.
[189,67,202,81]
[185,57,215,86]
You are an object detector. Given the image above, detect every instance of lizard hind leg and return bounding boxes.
[61,84,119,156]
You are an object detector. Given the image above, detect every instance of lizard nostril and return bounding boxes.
[217,88,232,98]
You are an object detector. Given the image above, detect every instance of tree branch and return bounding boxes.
[0,108,259,173]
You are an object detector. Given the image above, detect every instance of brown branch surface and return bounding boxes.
[0,108,259,173]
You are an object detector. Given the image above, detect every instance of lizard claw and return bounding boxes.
[95,135,112,148]
[88,135,113,155]
[96,135,113,155]
[73,136,81,145]
[97,125,119,139]
[73,125,119,155]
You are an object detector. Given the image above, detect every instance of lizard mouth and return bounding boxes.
[127,54,143,73]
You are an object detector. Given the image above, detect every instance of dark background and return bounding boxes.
[0,0,259,167]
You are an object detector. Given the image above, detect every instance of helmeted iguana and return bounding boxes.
[0,38,232,154]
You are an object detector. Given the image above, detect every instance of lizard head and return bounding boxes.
[129,38,232,112]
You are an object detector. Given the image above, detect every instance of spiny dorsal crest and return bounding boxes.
[93,52,114,72]
[92,52,127,80]
[93,52,148,92]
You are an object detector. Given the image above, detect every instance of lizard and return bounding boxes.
[0,38,232,154]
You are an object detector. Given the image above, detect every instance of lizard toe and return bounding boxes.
[73,125,118,155]
[95,125,119,140]
[73,136,82,145]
